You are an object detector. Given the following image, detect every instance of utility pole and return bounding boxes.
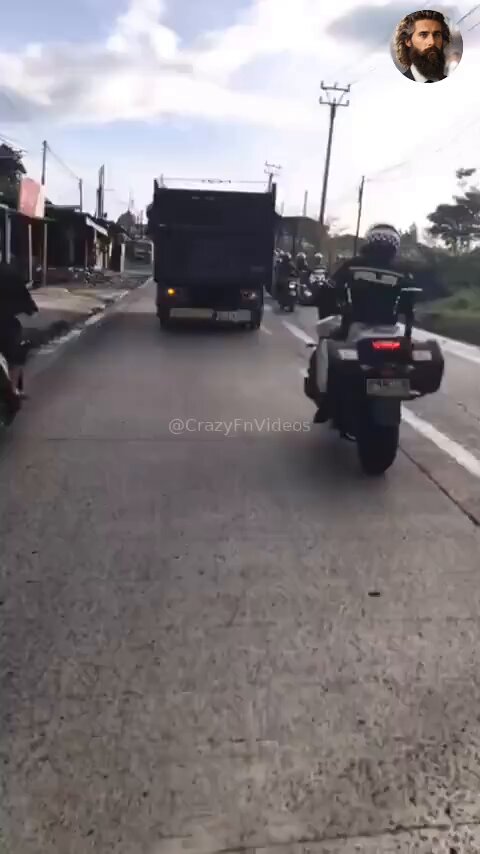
[41,140,47,186]
[353,175,365,255]
[79,178,83,212]
[41,140,48,287]
[96,165,105,218]
[302,190,308,217]
[318,82,350,229]
[265,161,281,192]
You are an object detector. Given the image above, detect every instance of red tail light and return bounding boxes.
[372,340,401,351]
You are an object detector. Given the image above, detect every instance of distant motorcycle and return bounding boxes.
[277,278,298,312]
[304,287,445,475]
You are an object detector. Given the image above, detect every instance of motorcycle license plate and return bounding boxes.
[367,378,410,397]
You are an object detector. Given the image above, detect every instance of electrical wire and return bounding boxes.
[45,143,81,183]
[326,3,480,209]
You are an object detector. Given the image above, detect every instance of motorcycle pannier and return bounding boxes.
[410,340,444,395]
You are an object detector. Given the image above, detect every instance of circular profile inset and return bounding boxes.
[391,10,463,82]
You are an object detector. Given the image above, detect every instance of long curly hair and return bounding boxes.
[394,10,451,67]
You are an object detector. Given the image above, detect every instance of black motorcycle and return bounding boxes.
[297,271,316,306]
[277,278,298,312]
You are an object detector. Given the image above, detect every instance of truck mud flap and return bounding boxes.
[369,399,401,427]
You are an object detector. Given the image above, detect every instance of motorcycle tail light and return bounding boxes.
[372,340,401,351]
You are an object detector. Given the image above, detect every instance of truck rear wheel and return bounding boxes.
[247,309,263,330]
[158,308,171,330]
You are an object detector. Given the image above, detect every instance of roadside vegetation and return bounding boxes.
[327,168,480,345]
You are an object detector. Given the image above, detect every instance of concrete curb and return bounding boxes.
[24,277,152,355]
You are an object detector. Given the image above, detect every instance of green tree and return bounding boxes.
[0,142,26,207]
[426,169,480,254]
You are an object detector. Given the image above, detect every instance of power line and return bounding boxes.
[46,143,81,183]
[457,3,480,23]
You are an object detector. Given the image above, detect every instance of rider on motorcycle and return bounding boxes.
[0,263,38,415]
[305,223,412,419]
[295,251,309,272]
[276,252,298,301]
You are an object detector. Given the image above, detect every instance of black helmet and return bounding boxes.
[364,223,401,252]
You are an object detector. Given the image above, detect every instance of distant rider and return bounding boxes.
[312,251,325,272]
[295,252,310,281]
[276,252,298,301]
[305,223,414,421]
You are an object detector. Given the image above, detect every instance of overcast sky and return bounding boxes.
[1,0,479,235]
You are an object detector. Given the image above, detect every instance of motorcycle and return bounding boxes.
[297,268,326,306]
[0,340,29,428]
[277,278,298,312]
[304,287,445,475]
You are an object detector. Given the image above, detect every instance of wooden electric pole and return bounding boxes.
[354,175,365,255]
[96,165,105,218]
[318,82,350,228]
[302,190,308,217]
[265,161,281,192]
[41,140,48,287]
[79,178,83,212]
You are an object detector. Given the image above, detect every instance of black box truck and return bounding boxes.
[148,182,277,330]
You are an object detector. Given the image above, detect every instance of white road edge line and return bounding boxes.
[84,312,106,327]
[35,276,153,359]
[282,319,315,345]
[260,325,273,335]
[402,409,480,478]
[284,319,480,479]
[413,326,480,366]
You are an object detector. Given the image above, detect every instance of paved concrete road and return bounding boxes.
[2,283,480,854]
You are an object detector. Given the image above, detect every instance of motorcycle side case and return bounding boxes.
[409,340,444,395]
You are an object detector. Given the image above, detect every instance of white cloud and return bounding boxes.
[1,0,479,230]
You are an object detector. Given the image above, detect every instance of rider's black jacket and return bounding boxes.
[330,250,414,328]
[277,258,297,281]
[0,264,38,321]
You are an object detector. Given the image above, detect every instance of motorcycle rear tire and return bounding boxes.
[357,424,399,475]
